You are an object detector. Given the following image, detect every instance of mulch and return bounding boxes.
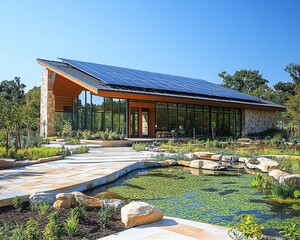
[0,203,125,239]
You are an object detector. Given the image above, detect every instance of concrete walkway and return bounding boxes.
[0,147,149,207]
[102,217,231,240]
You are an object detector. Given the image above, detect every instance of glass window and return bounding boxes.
[120,99,126,133]
[104,98,113,131]
[195,106,203,137]
[155,102,168,131]
[113,98,120,132]
[203,106,209,136]
[92,95,104,131]
[186,105,194,137]
[168,103,177,131]
[178,104,186,136]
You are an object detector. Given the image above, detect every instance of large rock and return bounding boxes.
[221,155,232,162]
[164,159,178,166]
[0,159,16,169]
[211,154,222,161]
[279,174,300,189]
[269,169,289,181]
[193,152,215,159]
[53,193,75,209]
[29,192,56,205]
[121,201,164,228]
[189,160,204,168]
[102,199,125,219]
[238,157,251,163]
[73,192,101,209]
[178,160,190,167]
[257,157,279,172]
[202,160,223,170]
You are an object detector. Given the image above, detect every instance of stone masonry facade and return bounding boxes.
[243,109,276,134]
[40,69,55,138]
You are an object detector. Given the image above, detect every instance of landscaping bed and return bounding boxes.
[0,203,124,240]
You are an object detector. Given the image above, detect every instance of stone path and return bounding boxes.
[101,217,231,240]
[0,147,148,207]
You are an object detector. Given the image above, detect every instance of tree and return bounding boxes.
[218,69,270,99]
[285,63,300,85]
[285,84,300,137]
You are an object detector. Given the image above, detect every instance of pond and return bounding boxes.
[85,167,300,237]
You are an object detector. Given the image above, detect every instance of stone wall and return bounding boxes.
[243,109,277,134]
[40,69,55,138]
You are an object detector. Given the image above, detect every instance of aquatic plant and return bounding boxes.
[271,182,296,199]
[279,223,300,240]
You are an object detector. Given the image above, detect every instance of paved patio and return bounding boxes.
[0,147,148,207]
[102,217,231,240]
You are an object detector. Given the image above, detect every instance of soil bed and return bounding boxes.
[0,203,125,239]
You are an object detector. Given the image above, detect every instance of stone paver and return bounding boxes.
[0,147,148,207]
[101,217,231,240]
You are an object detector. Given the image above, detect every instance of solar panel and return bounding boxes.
[59,58,263,103]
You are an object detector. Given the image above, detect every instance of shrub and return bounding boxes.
[82,130,92,140]
[8,147,17,159]
[60,148,71,158]
[0,147,6,157]
[24,219,39,240]
[12,196,22,212]
[98,203,114,229]
[73,146,89,154]
[11,222,25,240]
[271,182,296,199]
[228,214,263,240]
[0,221,11,239]
[64,214,79,237]
[132,143,147,152]
[65,137,80,145]
[43,212,63,240]
[61,120,72,138]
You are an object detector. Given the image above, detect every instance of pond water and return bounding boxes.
[85,167,300,237]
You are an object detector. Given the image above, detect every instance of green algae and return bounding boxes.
[107,167,300,234]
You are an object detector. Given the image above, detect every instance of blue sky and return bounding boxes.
[0,0,299,91]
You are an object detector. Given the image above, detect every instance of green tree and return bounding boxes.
[285,63,300,85]
[218,70,270,99]
[285,84,300,137]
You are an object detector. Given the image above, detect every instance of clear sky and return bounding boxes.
[0,0,299,91]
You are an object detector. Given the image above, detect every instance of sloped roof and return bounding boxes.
[37,58,285,110]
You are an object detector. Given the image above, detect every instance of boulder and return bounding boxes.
[238,157,251,163]
[184,153,194,159]
[0,159,15,169]
[29,192,56,205]
[211,154,222,161]
[221,155,232,162]
[202,160,223,170]
[164,159,178,166]
[102,199,125,219]
[269,169,289,181]
[257,157,279,172]
[279,174,300,189]
[193,152,215,159]
[178,160,190,167]
[121,201,164,228]
[73,192,101,209]
[53,193,76,209]
[237,138,252,142]
[189,160,204,168]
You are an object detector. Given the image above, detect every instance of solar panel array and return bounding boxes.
[59,58,262,103]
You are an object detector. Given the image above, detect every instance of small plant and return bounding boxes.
[82,130,92,140]
[11,222,25,240]
[61,120,72,138]
[70,203,87,221]
[279,223,300,240]
[36,202,50,216]
[60,148,71,158]
[24,219,39,240]
[65,137,80,145]
[43,212,63,240]
[228,214,263,240]
[271,182,296,199]
[8,147,17,159]
[73,145,89,154]
[132,143,147,152]
[250,174,263,188]
[64,214,79,237]
[12,195,22,212]
[294,190,300,199]
[98,202,114,229]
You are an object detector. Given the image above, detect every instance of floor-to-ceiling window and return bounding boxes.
[74,91,126,133]
[155,101,242,138]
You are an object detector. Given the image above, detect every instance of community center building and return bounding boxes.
[38,58,285,138]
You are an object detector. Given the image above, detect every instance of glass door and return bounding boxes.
[141,108,149,137]
[130,107,139,137]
